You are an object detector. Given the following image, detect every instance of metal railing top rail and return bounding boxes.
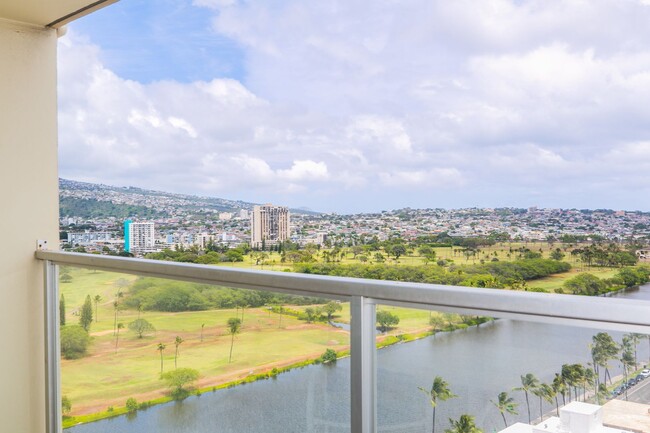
[36,250,650,333]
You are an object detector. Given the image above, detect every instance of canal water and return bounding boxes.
[67,285,650,433]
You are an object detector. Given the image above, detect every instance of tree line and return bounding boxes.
[293,258,570,288]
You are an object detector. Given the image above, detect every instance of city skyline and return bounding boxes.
[58,1,650,213]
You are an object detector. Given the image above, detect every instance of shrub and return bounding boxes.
[60,325,91,359]
[320,349,336,364]
[125,398,138,413]
[62,395,72,416]
[161,368,200,400]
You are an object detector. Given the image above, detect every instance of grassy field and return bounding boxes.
[60,247,631,419]
[225,241,587,271]
[61,269,351,415]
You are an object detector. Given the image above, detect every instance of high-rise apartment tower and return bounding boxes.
[124,220,155,255]
[250,204,290,248]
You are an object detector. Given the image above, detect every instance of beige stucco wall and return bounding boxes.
[0,19,59,433]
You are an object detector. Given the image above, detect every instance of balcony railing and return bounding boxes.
[36,250,650,433]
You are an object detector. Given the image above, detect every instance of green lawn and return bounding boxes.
[59,250,633,417]
[60,269,349,415]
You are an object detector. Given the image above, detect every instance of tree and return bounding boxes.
[418,376,458,433]
[561,364,584,402]
[550,249,565,261]
[514,373,539,423]
[323,301,343,321]
[304,307,316,323]
[115,322,124,353]
[591,333,619,386]
[627,333,644,368]
[376,310,400,333]
[430,314,446,333]
[126,397,138,413]
[128,319,156,338]
[79,295,93,332]
[491,391,518,428]
[388,244,407,260]
[59,294,66,326]
[157,343,166,374]
[60,325,91,359]
[444,414,482,433]
[621,336,636,400]
[532,383,554,422]
[112,300,120,336]
[93,295,102,323]
[552,373,567,409]
[227,317,241,363]
[161,368,200,400]
[174,336,184,368]
[61,395,72,416]
[320,348,337,363]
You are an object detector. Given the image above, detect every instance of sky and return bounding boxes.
[58,0,650,213]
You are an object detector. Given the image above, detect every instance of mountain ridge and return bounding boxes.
[59,178,319,218]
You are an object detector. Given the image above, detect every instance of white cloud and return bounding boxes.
[59,1,650,211]
[277,160,329,181]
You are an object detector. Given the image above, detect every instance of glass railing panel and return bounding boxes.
[58,266,350,432]
[376,303,650,433]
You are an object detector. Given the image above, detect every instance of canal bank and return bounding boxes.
[66,283,650,433]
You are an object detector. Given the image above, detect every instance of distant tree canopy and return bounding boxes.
[294,259,571,288]
[122,277,327,312]
[561,266,650,296]
[59,197,162,219]
[146,248,247,264]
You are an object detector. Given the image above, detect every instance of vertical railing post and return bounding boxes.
[350,296,376,433]
[44,260,61,433]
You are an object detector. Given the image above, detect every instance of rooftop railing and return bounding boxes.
[36,250,650,433]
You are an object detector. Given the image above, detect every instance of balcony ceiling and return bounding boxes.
[0,0,117,28]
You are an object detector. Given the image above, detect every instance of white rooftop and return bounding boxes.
[497,402,632,433]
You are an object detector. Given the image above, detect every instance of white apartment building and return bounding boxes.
[250,204,290,248]
[124,220,156,255]
[67,231,113,245]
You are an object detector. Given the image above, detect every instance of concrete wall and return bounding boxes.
[0,18,59,433]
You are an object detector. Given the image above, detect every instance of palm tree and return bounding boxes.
[491,391,518,428]
[174,336,184,368]
[112,300,119,336]
[591,333,619,386]
[583,368,596,402]
[532,383,554,422]
[227,317,242,363]
[514,373,539,423]
[93,295,102,322]
[157,343,166,374]
[418,376,458,433]
[552,373,566,410]
[136,300,143,320]
[444,414,482,433]
[114,322,124,353]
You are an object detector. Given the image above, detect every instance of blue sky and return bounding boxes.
[58,0,650,213]
[69,0,245,83]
